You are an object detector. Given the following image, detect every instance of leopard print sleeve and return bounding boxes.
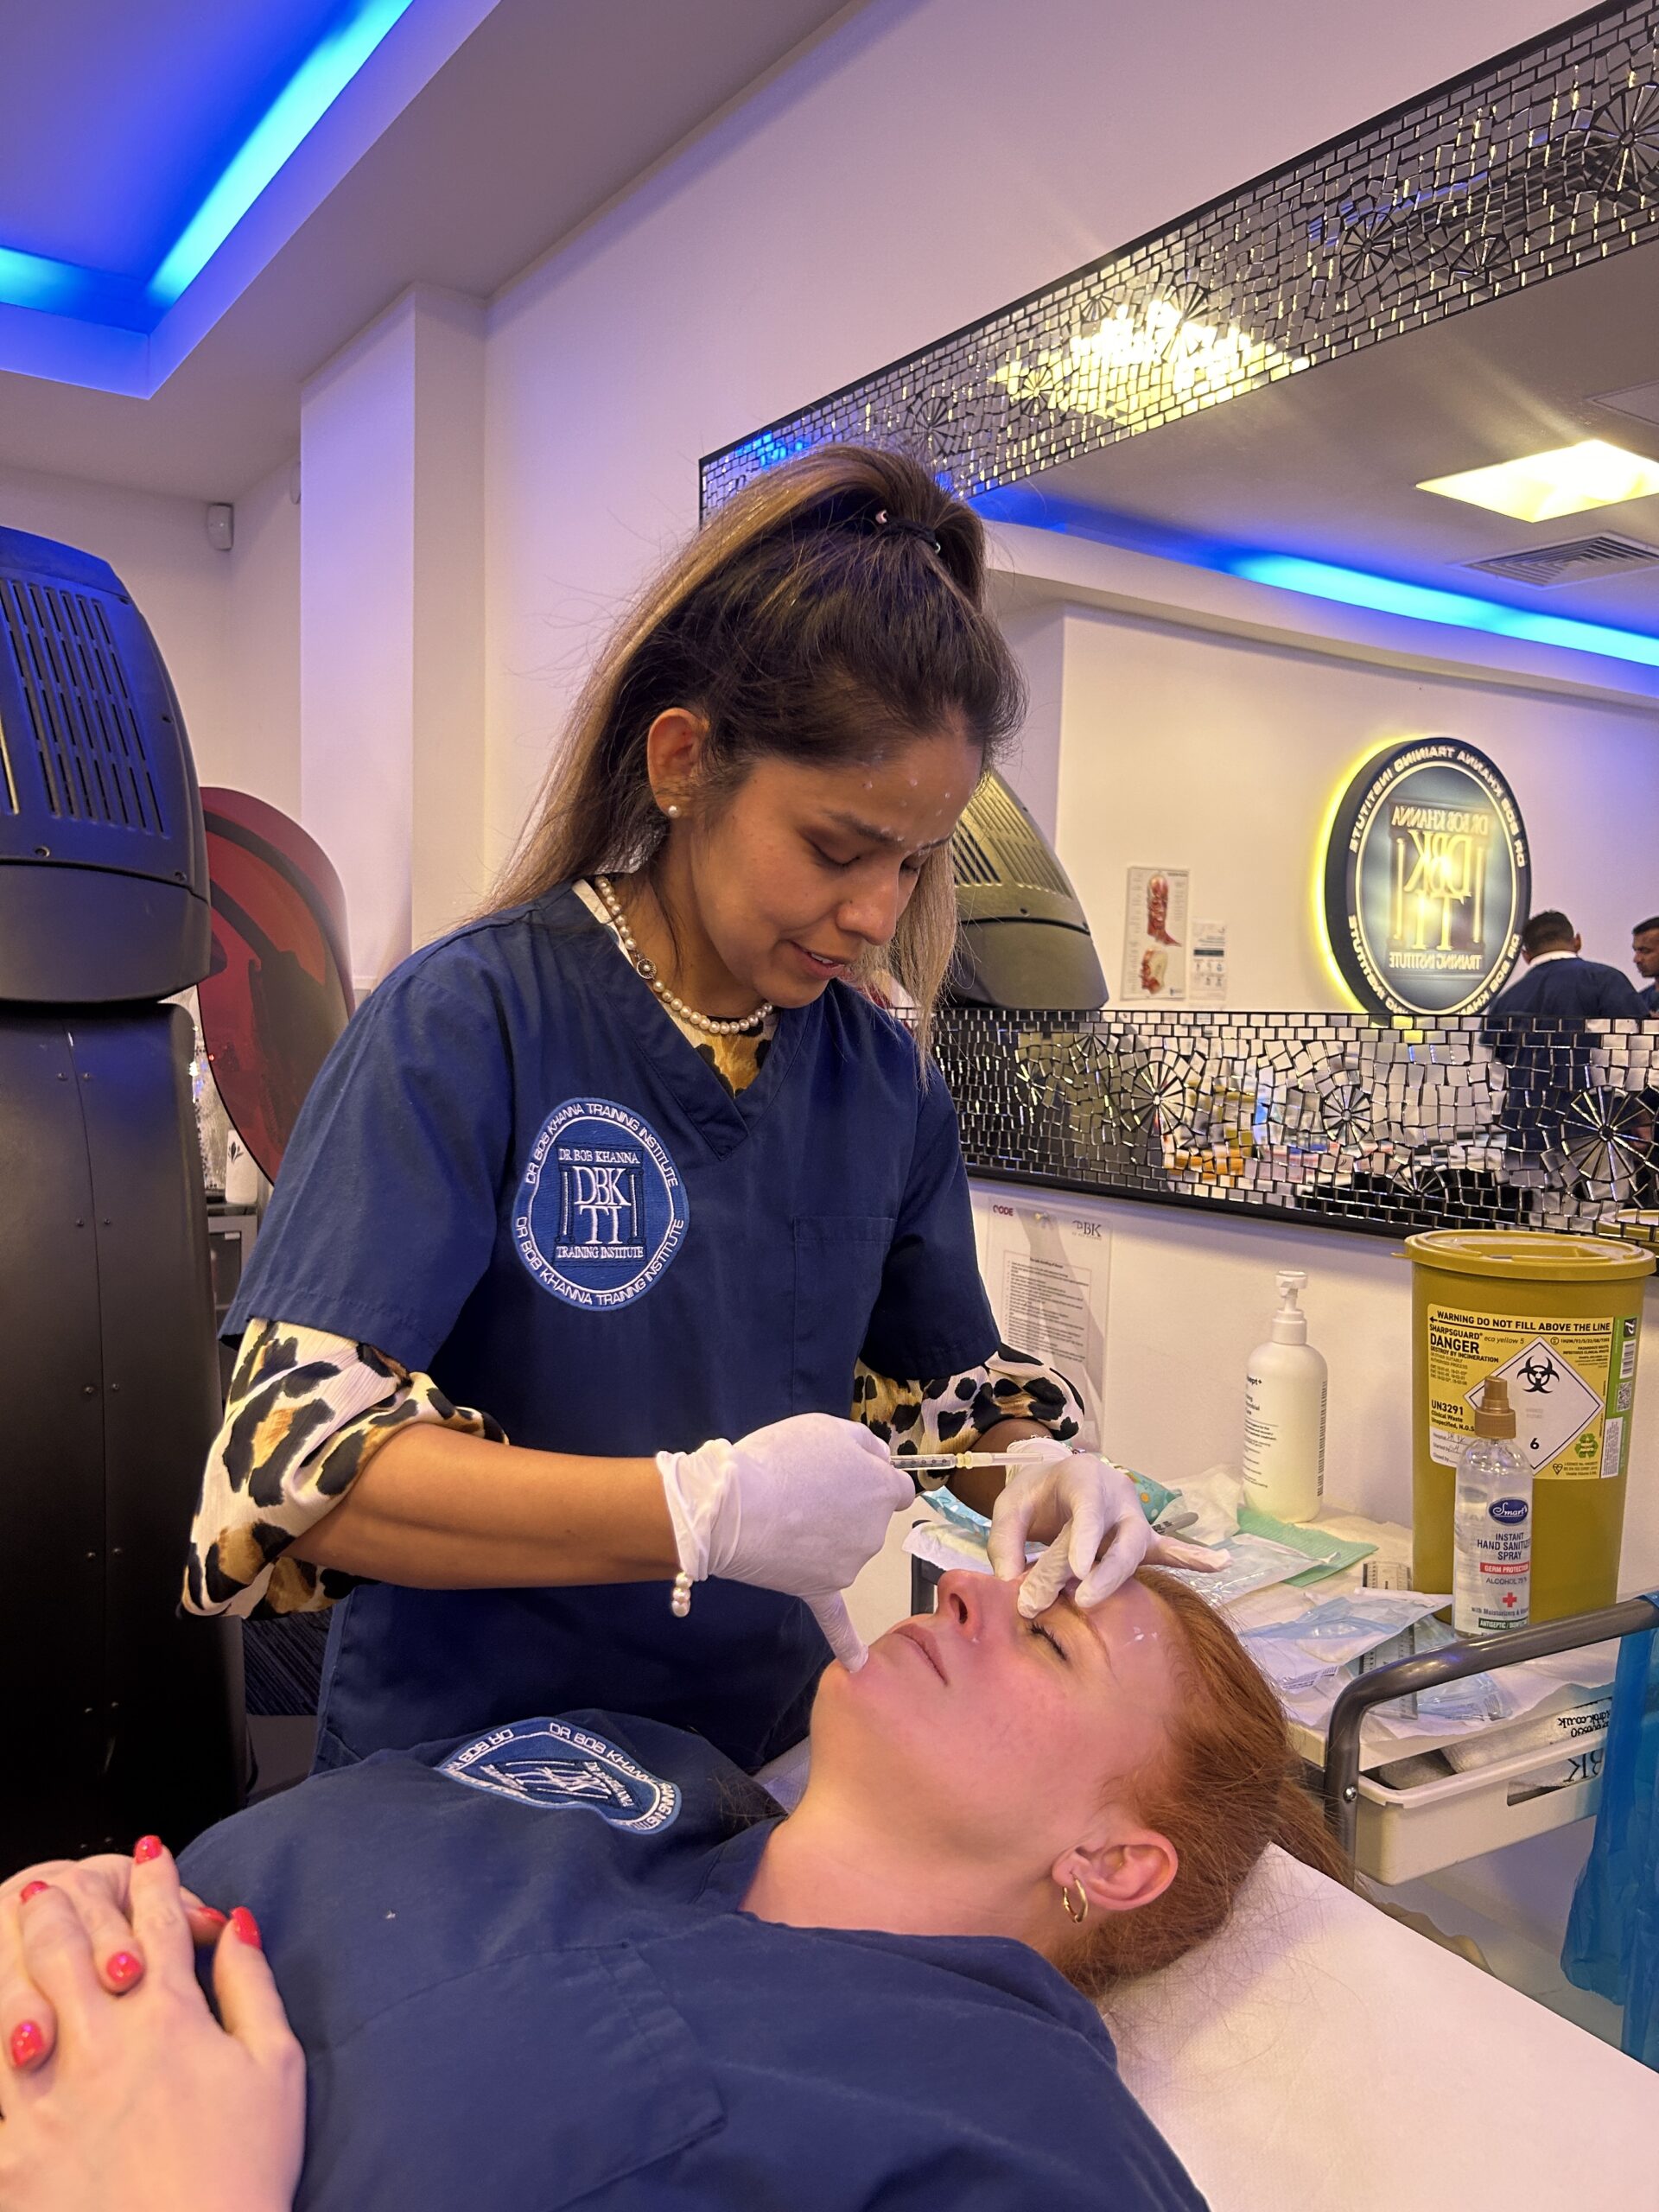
[181,1318,505,1621]
[851,1341,1086,1459]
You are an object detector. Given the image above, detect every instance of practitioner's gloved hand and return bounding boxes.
[986,1436,1225,1616]
[658,1414,912,1671]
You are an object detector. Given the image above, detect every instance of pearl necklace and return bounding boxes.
[594,875,773,1037]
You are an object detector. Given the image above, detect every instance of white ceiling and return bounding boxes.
[0,0,857,499]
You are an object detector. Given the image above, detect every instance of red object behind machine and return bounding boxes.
[196,788,354,1182]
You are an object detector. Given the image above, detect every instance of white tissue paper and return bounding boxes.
[1166,1463,1245,1548]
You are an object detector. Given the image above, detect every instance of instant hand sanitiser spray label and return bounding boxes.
[1427,1305,1640,1479]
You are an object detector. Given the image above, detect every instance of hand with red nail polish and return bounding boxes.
[0,1846,223,2081]
[0,1843,303,2211]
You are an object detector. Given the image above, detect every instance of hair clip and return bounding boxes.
[873,510,943,555]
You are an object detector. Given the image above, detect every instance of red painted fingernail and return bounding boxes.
[133,1834,164,1864]
[9,2020,46,2070]
[229,1906,262,1951]
[18,1881,48,1904]
[105,1950,143,1989]
[197,1907,228,1929]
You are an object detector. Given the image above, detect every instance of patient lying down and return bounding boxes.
[0,1570,1343,2210]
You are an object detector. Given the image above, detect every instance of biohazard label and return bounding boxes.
[1427,1306,1639,1480]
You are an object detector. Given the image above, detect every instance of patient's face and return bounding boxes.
[813,1570,1181,1867]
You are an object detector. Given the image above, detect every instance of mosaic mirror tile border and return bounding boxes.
[935,1006,1659,1250]
[702,1,1659,513]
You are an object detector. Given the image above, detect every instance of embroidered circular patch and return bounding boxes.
[438,1719,681,1833]
[513,1096,688,1310]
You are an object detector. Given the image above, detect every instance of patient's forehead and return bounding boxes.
[1059,1580,1178,1681]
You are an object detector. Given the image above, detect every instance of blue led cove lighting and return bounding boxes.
[0,0,416,330]
[149,0,418,307]
[0,244,92,316]
[1227,552,1659,670]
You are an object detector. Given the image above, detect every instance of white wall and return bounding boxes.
[1053,607,1659,1010]
[0,459,230,776]
[299,289,486,991]
[0,454,303,815]
[963,1183,1659,1599]
[223,454,302,817]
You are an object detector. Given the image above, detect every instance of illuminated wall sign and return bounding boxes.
[1322,740,1529,1020]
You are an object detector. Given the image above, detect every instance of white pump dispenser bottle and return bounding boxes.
[1242,1269,1327,1523]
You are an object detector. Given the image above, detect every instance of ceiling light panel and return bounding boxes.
[1417,439,1659,524]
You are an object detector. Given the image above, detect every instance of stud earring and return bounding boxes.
[664,803,680,818]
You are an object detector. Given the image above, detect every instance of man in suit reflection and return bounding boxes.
[1483,911,1649,1187]
[1631,915,1659,1014]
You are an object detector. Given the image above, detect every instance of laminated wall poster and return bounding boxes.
[1122,866,1190,1001]
[980,1197,1109,1439]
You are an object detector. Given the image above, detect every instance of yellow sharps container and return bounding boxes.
[1408,1230,1653,1619]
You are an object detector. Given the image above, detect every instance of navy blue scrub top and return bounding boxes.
[179,1713,1205,2212]
[226,888,998,1772]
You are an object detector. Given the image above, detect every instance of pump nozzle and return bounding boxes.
[1271,1269,1309,1344]
[1472,1374,1516,1440]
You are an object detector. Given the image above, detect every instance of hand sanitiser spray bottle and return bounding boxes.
[1452,1376,1531,1636]
[1242,1270,1327,1522]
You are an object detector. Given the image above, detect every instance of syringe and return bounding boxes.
[893,1450,1028,1492]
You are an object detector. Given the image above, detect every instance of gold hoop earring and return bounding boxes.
[1060,1878,1089,1925]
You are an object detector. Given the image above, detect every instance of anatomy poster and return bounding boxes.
[1121,867,1190,1001]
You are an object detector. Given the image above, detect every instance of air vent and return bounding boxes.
[951,773,1070,894]
[0,576,164,830]
[1464,535,1659,588]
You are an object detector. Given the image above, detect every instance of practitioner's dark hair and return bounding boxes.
[1059,1570,1349,1998]
[1522,911,1577,957]
[1633,916,1659,938]
[479,445,1025,1058]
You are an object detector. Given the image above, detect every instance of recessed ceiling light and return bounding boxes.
[1417,439,1659,523]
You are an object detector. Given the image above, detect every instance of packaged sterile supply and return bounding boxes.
[1439,1691,1612,1775]
[1239,1591,1446,1694]
[1452,1375,1532,1637]
[1242,1269,1327,1522]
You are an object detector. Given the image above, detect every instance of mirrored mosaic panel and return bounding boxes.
[703,2,1659,512]
[935,1006,1659,1249]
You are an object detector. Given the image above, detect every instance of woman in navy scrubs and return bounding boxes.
[182,445,1209,1776]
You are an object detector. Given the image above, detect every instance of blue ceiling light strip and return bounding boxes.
[1226,551,1659,671]
[148,0,419,308]
[972,485,1659,674]
[0,0,419,328]
[0,244,95,316]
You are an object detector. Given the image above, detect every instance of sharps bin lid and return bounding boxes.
[1405,1230,1655,1281]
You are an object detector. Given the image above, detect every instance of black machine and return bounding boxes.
[950,771,1107,1012]
[0,527,243,1872]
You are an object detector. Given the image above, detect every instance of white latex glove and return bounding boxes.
[658,1414,912,1670]
[986,1437,1226,1617]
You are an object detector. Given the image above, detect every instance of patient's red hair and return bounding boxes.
[1061,1569,1347,1996]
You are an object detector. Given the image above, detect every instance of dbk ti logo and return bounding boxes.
[514,1098,688,1310]
[558,1153,643,1255]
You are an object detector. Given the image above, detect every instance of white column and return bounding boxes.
[299,287,485,993]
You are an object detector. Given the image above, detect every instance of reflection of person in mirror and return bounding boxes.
[1140,947,1168,995]
[1146,874,1179,946]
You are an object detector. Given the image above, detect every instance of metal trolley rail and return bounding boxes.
[1321,1595,1659,1864]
